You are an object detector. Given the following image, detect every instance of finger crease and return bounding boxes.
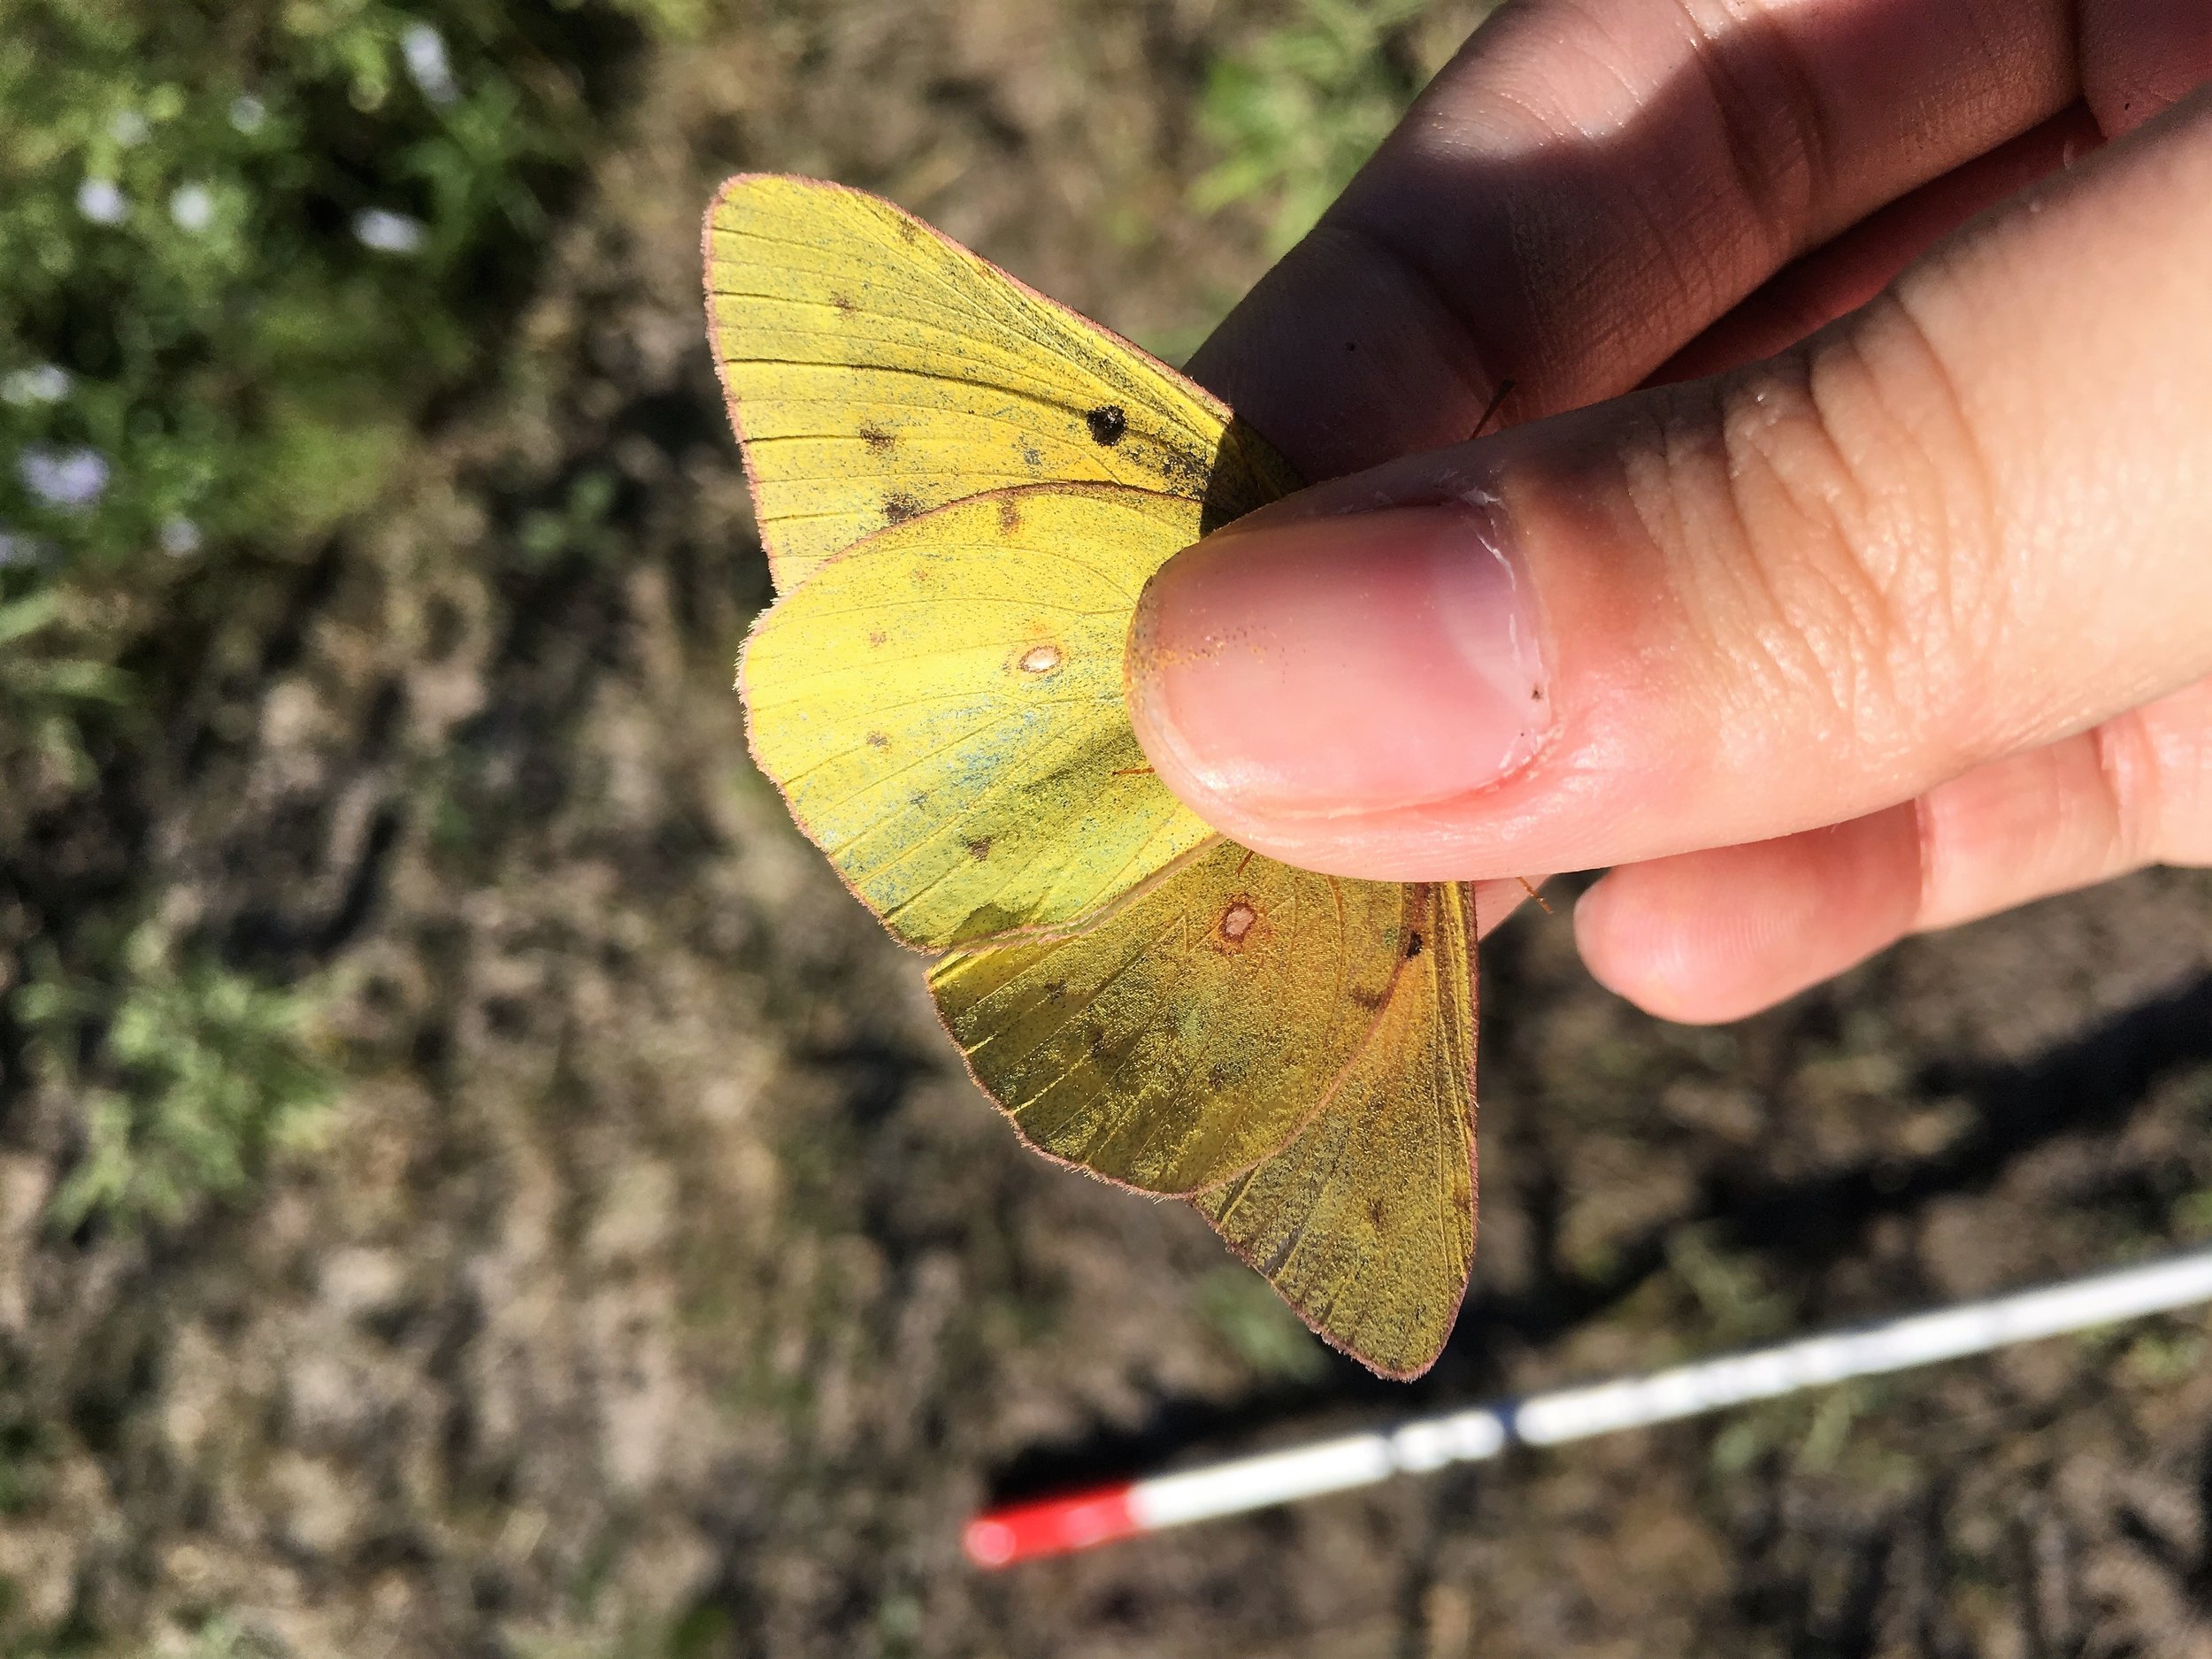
[1669,0,1833,264]
[1324,215,1510,425]
[1909,789,1943,930]
[1858,289,2008,703]
[2090,708,2162,871]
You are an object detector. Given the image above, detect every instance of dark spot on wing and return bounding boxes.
[1020,444,1043,468]
[965,838,992,861]
[1348,986,1386,1012]
[1206,1061,1233,1094]
[997,496,1023,535]
[896,217,919,243]
[1041,979,1066,1005]
[1406,931,1425,959]
[1085,404,1127,446]
[865,731,890,749]
[866,630,888,648]
[1368,1196,1386,1228]
[883,490,924,525]
[859,423,895,453]
[828,291,857,315]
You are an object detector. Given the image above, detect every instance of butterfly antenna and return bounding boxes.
[1471,378,1516,442]
[1516,875,1553,915]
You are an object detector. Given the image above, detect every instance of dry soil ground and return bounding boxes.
[3,5,2211,1656]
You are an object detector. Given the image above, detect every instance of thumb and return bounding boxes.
[1127,90,2212,883]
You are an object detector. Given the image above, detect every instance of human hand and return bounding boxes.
[1129,0,2212,1023]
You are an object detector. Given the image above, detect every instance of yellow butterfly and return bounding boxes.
[708,174,1477,1379]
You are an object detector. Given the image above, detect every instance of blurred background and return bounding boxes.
[3,3,2211,1655]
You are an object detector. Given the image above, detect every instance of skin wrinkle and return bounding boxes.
[1806,309,1967,688]
[1541,0,1655,137]
[2080,0,2212,132]
[1859,283,2018,742]
[1896,682,2207,934]
[1716,355,1905,749]
[1615,391,1768,731]
[1695,296,2001,777]
[1943,0,2072,132]
[1600,155,1746,376]
[2090,704,2161,873]
[1345,19,1741,415]
[1666,0,1836,268]
[1912,765,1965,933]
[1495,9,1753,354]
[1591,0,2054,334]
[1630,336,1959,785]
[1784,337,1953,757]
[1584,87,1778,380]
[1647,380,1870,749]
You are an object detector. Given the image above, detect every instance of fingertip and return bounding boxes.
[1125,503,1554,833]
[1574,809,1923,1023]
[1573,866,1797,1024]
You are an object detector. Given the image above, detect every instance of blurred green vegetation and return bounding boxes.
[0,588,127,786]
[0,1,705,1233]
[180,1614,284,1659]
[17,926,334,1231]
[0,0,698,592]
[1194,0,1432,255]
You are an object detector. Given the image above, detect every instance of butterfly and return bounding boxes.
[708,174,1476,1379]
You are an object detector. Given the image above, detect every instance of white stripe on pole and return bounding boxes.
[1514,1247,2212,1444]
[1133,1433,1399,1529]
[1111,1247,2212,1542]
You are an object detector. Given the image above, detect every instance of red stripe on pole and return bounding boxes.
[964,1483,1142,1567]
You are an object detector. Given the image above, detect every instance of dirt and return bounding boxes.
[3,4,2210,1656]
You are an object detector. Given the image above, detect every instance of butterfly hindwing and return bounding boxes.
[1194,881,1479,1380]
[928,841,1415,1196]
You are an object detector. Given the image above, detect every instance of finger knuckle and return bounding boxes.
[1671,0,1837,256]
[2090,708,2166,872]
[1626,299,2013,758]
[2124,680,2212,867]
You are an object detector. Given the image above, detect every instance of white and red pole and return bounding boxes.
[964,1245,2212,1568]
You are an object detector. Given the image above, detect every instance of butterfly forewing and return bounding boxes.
[704,174,1300,591]
[740,484,1220,949]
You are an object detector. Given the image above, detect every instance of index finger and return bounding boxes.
[1190,0,2092,481]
